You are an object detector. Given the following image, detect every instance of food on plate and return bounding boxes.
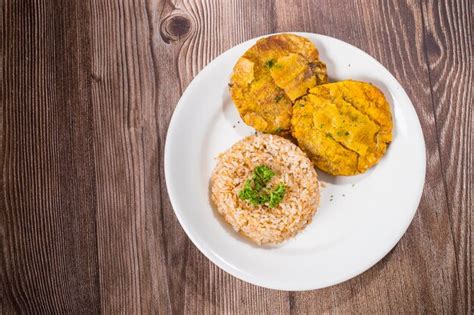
[210,134,320,245]
[229,34,393,178]
[229,34,327,134]
[291,80,393,175]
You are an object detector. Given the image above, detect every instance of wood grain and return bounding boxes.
[420,0,472,311]
[0,0,471,313]
[89,1,166,313]
[1,1,100,313]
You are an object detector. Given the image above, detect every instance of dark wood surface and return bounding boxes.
[1,0,472,313]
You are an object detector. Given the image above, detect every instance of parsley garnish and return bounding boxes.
[265,59,276,69]
[269,183,286,207]
[253,165,275,190]
[238,165,286,208]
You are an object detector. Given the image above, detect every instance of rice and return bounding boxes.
[210,134,320,245]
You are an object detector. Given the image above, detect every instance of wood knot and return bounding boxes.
[91,73,101,82]
[160,13,192,43]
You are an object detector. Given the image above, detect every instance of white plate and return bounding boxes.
[164,32,426,291]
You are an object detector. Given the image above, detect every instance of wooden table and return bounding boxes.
[1,0,472,313]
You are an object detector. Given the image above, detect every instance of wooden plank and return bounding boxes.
[88,0,170,313]
[420,0,472,312]
[0,0,100,313]
[156,0,463,313]
[273,0,464,313]
[153,0,291,313]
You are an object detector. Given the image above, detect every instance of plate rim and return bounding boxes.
[164,32,426,291]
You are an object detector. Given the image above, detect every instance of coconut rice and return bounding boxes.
[210,134,320,245]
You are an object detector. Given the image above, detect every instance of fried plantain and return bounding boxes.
[291,80,393,175]
[230,34,327,134]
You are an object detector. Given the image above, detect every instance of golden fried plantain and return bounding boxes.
[230,34,327,134]
[291,80,393,175]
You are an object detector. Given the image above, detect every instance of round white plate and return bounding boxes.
[164,32,426,291]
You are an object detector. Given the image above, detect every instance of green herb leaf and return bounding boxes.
[238,179,259,205]
[238,165,286,208]
[269,183,286,207]
[253,165,275,188]
[275,94,284,102]
[265,59,276,69]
